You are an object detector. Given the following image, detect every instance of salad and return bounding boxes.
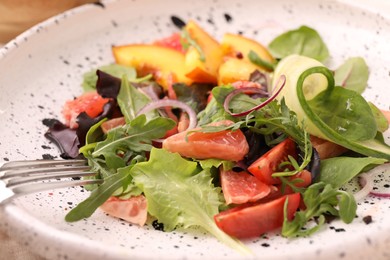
[44,20,390,254]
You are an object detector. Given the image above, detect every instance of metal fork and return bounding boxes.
[0,159,102,204]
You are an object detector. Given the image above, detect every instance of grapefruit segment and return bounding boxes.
[162,120,249,161]
[221,169,271,204]
[100,195,148,226]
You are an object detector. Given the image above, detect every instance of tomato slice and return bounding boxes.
[100,195,148,226]
[62,91,110,129]
[220,169,271,204]
[162,120,249,161]
[247,138,297,185]
[214,193,300,238]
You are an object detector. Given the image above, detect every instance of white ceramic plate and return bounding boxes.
[1,0,390,259]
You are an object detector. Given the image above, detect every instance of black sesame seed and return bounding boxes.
[42,154,55,160]
[171,15,186,29]
[152,220,164,231]
[363,215,373,224]
[224,13,233,23]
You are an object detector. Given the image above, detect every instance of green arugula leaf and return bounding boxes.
[268,26,329,62]
[334,57,369,94]
[130,148,251,255]
[197,96,233,126]
[318,156,387,188]
[282,182,357,237]
[85,118,107,145]
[117,76,158,123]
[82,64,136,92]
[92,115,175,169]
[65,165,133,222]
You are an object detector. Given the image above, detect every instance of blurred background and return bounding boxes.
[0,0,96,45]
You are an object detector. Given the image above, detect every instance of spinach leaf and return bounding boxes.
[334,57,369,94]
[117,76,158,123]
[268,26,329,62]
[317,156,387,188]
[82,64,136,92]
[307,86,377,141]
[369,102,389,132]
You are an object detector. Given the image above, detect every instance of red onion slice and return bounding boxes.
[136,99,197,130]
[224,75,286,117]
[370,191,390,198]
[358,164,390,199]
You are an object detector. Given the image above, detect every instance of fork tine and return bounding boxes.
[1,165,91,180]
[0,159,87,171]
[0,159,103,204]
[3,178,103,204]
[6,171,97,187]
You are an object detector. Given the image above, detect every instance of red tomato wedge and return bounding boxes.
[62,91,110,129]
[100,195,148,226]
[162,120,249,161]
[154,33,185,53]
[214,193,300,239]
[221,169,271,204]
[247,138,297,185]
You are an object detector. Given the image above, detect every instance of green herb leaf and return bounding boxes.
[65,166,133,222]
[92,115,175,169]
[180,29,206,62]
[117,76,158,123]
[282,182,357,237]
[173,83,212,113]
[317,156,387,188]
[334,57,369,94]
[337,191,357,223]
[248,50,275,71]
[82,64,136,92]
[268,26,329,62]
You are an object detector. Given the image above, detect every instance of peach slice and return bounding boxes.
[112,44,192,89]
[218,57,260,85]
[221,33,275,71]
[183,20,223,84]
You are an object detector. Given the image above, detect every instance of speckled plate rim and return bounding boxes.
[0,0,390,259]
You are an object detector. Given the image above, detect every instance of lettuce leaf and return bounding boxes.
[130,148,251,255]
